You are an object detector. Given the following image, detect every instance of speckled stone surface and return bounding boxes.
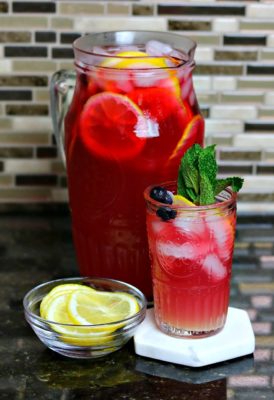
[1,211,274,399]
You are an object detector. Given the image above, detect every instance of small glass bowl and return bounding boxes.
[23,277,147,359]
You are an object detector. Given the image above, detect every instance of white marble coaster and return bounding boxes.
[134,307,255,368]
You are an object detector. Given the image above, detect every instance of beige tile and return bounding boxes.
[238,77,274,90]
[267,35,274,47]
[0,133,50,145]
[0,16,47,28]
[209,134,233,147]
[0,60,12,73]
[213,18,239,33]
[260,49,274,61]
[50,17,74,29]
[240,19,274,32]
[238,193,274,205]
[13,60,57,73]
[238,202,274,214]
[205,119,243,135]
[0,118,12,130]
[34,90,50,102]
[0,188,51,202]
[247,4,274,19]
[107,3,130,15]
[0,175,13,187]
[234,134,274,148]
[12,117,52,132]
[51,188,68,202]
[58,61,74,70]
[182,32,220,46]
[197,92,219,104]
[221,91,264,104]
[211,105,257,120]
[51,160,65,174]
[0,104,3,115]
[265,92,274,105]
[193,76,212,91]
[5,159,52,174]
[74,17,166,31]
[263,149,274,162]
[212,76,237,91]
[258,107,274,119]
[240,176,274,191]
[59,2,104,15]
[195,47,213,62]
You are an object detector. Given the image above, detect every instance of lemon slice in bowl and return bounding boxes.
[41,285,141,346]
[42,290,110,346]
[45,292,108,346]
[67,290,140,332]
[40,283,95,319]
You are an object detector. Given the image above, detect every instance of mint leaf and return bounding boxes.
[177,144,201,202]
[215,177,244,196]
[182,144,201,194]
[176,144,244,206]
[198,145,217,205]
[177,164,188,198]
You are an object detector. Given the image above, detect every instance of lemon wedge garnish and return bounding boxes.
[173,194,195,207]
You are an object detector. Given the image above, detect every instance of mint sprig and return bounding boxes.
[177,144,244,205]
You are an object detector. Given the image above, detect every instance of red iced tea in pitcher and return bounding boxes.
[64,32,204,298]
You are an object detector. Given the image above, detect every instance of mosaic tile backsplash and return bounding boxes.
[0,0,274,211]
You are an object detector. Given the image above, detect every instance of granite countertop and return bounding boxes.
[1,211,274,399]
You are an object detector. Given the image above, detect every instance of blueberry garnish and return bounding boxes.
[150,186,173,205]
[156,207,177,222]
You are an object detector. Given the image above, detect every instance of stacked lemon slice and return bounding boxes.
[40,284,140,346]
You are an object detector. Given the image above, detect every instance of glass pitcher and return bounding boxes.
[50,31,204,298]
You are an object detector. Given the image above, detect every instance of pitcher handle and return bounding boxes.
[50,69,76,166]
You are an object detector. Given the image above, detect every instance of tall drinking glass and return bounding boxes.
[51,31,204,298]
[144,182,236,336]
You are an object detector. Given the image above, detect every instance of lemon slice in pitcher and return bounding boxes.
[99,50,181,98]
[101,50,168,69]
[79,92,147,160]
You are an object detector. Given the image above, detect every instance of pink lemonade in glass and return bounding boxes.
[145,184,236,337]
[63,32,204,298]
